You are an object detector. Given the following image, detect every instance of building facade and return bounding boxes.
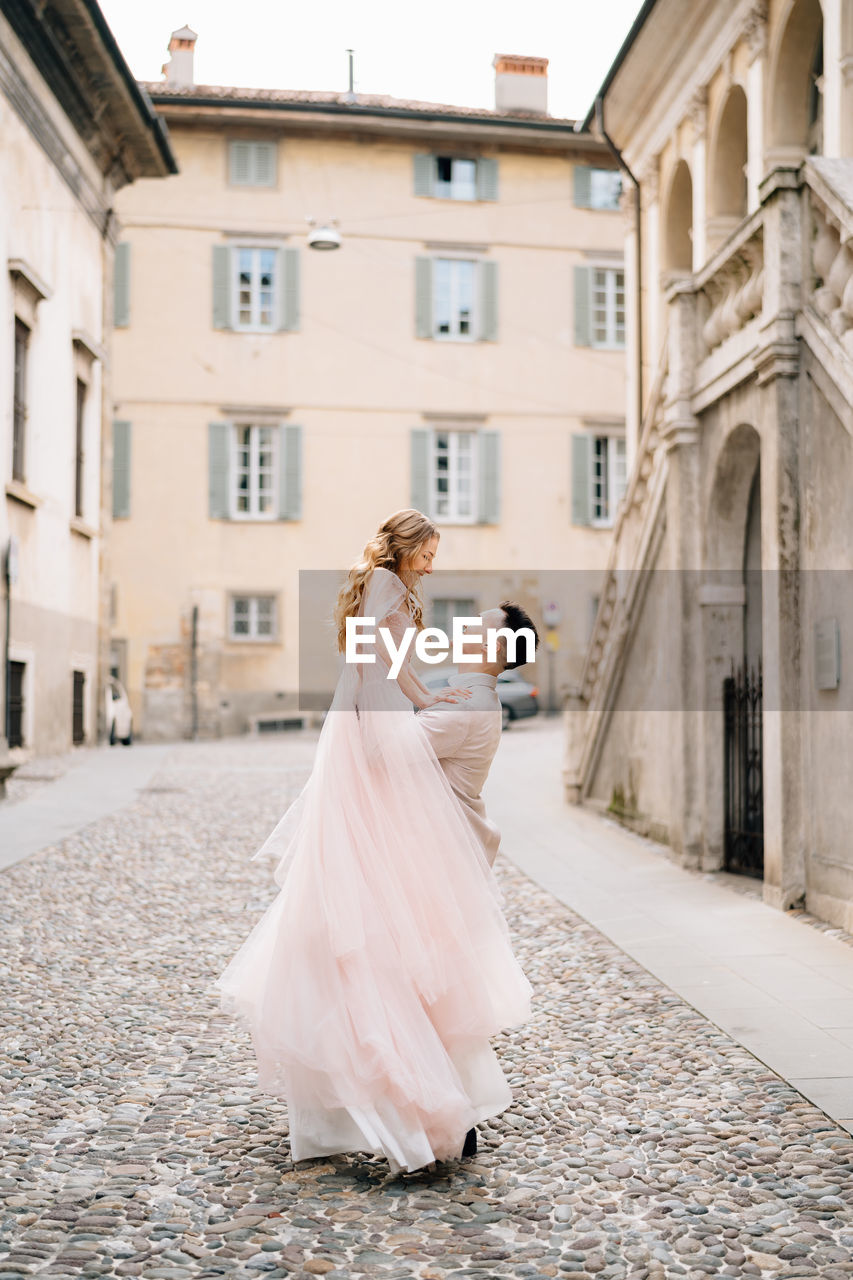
[565,0,853,928]
[0,0,175,764]
[111,36,629,739]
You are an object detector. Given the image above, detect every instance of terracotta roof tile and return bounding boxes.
[140,81,578,127]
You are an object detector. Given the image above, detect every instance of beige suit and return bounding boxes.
[416,672,503,867]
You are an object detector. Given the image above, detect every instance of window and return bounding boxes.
[234,247,276,330]
[13,319,29,482]
[574,165,623,210]
[434,259,477,340]
[435,157,477,201]
[233,424,278,519]
[591,436,628,526]
[590,169,623,210]
[432,430,477,522]
[414,154,498,201]
[431,598,477,636]
[228,140,276,187]
[229,594,277,641]
[592,268,625,348]
[74,379,86,518]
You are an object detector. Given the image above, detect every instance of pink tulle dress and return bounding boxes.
[214,567,532,1173]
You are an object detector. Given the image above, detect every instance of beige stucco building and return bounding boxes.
[565,0,853,928]
[111,36,629,739]
[0,0,174,770]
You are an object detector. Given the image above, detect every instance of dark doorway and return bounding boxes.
[723,657,764,878]
[72,669,85,745]
[7,660,25,748]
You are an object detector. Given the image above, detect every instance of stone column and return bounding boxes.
[689,90,708,270]
[745,3,767,212]
[754,168,806,909]
[660,281,704,866]
[821,0,843,158]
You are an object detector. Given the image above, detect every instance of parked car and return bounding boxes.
[424,666,539,729]
[105,679,133,745]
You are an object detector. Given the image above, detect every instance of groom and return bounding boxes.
[415,599,539,1158]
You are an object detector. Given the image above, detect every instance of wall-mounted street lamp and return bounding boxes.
[307,218,341,251]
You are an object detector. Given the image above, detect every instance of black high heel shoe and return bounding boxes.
[462,1127,477,1157]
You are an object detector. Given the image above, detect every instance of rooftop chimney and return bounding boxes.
[162,25,198,87]
[493,54,548,116]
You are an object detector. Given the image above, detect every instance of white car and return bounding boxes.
[105,679,133,746]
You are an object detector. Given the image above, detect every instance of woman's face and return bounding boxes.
[405,535,439,578]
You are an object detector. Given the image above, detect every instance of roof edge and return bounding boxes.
[581,0,661,131]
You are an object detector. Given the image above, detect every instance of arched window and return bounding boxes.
[709,86,748,221]
[663,160,693,273]
[769,0,824,160]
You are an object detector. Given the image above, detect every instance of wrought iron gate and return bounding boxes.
[723,657,764,878]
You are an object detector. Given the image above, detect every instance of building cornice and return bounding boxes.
[0,0,176,185]
[144,90,613,158]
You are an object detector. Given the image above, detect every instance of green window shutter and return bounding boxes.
[574,264,592,346]
[253,142,276,187]
[478,260,498,341]
[229,141,252,185]
[114,243,130,328]
[415,257,433,339]
[410,428,430,513]
[212,245,232,330]
[278,423,302,519]
[413,153,434,197]
[574,165,593,208]
[477,431,500,524]
[112,420,131,518]
[279,247,300,332]
[208,422,231,519]
[571,433,592,525]
[476,157,499,201]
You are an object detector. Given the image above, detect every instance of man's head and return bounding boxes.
[476,600,540,673]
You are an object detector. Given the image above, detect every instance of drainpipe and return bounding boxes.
[594,95,643,438]
[190,603,199,740]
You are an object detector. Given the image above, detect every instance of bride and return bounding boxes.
[215,508,532,1174]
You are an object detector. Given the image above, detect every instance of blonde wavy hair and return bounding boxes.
[334,509,439,653]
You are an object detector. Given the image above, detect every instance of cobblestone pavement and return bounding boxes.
[3,736,853,1280]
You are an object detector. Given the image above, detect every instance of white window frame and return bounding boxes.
[228,140,277,188]
[591,266,626,349]
[230,423,279,521]
[433,156,478,201]
[588,168,623,210]
[228,594,278,643]
[590,434,628,528]
[231,243,278,332]
[432,256,478,342]
[430,428,479,524]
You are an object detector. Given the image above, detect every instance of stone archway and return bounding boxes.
[700,423,762,872]
[768,0,824,165]
[708,85,748,250]
[662,159,693,273]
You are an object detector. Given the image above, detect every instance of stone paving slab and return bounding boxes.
[2,737,853,1279]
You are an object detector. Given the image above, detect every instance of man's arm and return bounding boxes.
[415,701,468,761]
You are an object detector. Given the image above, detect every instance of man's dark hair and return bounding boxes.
[499,600,539,670]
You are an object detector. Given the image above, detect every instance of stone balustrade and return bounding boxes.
[809,182,853,359]
[696,215,765,356]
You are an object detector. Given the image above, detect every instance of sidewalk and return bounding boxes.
[487,719,853,1134]
[0,742,172,871]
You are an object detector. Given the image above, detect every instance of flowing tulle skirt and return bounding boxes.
[215,663,532,1173]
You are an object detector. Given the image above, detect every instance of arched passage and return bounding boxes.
[768,0,824,160]
[709,85,748,221]
[663,159,693,273]
[702,422,763,878]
